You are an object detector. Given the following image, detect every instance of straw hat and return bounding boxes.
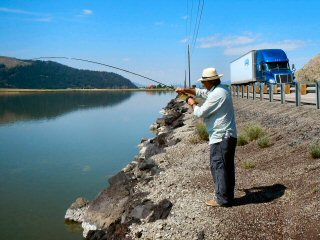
[197,67,223,82]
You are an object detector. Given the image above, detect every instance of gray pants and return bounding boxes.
[210,136,237,205]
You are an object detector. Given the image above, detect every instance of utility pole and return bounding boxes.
[188,44,191,87]
[184,70,187,88]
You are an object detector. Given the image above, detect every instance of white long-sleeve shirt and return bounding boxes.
[193,84,237,144]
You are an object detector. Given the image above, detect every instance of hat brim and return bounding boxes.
[197,74,223,82]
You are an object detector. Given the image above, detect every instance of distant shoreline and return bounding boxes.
[0,88,174,95]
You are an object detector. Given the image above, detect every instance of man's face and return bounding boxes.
[202,81,213,90]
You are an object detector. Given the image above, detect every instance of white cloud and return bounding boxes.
[180,38,189,44]
[193,33,306,56]
[181,15,188,20]
[32,17,53,22]
[122,58,131,62]
[198,34,257,49]
[224,40,306,56]
[0,7,48,16]
[83,9,93,15]
[155,21,164,26]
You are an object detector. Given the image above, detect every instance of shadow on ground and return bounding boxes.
[234,183,286,206]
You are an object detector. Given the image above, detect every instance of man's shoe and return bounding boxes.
[205,199,220,207]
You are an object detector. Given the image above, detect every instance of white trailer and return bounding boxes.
[230,51,256,85]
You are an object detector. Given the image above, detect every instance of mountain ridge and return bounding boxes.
[0,56,137,89]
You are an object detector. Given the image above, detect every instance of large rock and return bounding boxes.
[65,197,89,222]
[108,171,132,186]
[83,182,133,234]
[138,158,156,171]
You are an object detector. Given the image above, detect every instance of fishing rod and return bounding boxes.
[30,57,175,89]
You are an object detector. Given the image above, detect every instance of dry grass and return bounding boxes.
[243,160,255,169]
[257,135,273,148]
[309,141,320,159]
[196,122,209,141]
[244,123,266,141]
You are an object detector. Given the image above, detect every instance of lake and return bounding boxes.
[0,90,175,240]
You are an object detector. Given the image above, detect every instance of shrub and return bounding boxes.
[243,160,255,169]
[257,135,273,148]
[189,135,201,144]
[244,123,265,141]
[309,141,320,159]
[196,122,209,141]
[237,133,249,146]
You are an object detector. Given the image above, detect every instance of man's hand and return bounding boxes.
[187,97,196,107]
[175,88,185,94]
[175,88,196,96]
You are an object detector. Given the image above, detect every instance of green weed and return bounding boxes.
[244,123,265,141]
[196,122,209,141]
[237,133,249,146]
[189,135,201,144]
[257,135,273,148]
[309,141,320,159]
[243,160,255,169]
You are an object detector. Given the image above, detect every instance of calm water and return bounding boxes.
[0,91,174,240]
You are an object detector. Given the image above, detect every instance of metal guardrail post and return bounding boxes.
[280,83,285,104]
[241,85,244,98]
[260,83,264,101]
[246,85,249,99]
[269,84,274,102]
[295,82,301,106]
[253,83,256,100]
[317,81,320,109]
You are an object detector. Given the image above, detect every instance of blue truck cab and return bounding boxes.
[255,49,294,84]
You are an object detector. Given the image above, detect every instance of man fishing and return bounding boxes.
[176,67,237,207]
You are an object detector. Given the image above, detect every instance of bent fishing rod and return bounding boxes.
[30,57,175,89]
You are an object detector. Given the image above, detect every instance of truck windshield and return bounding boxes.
[266,62,289,70]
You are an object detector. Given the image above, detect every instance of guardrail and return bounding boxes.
[231,81,320,109]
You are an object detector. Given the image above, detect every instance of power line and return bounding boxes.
[188,0,194,44]
[191,0,204,54]
[191,0,201,51]
[184,0,204,87]
[30,57,174,89]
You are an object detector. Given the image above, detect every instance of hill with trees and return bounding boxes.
[0,56,137,89]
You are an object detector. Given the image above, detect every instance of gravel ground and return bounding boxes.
[127,97,320,240]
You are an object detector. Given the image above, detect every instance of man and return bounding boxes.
[176,67,237,207]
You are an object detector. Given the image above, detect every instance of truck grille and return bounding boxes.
[275,74,292,83]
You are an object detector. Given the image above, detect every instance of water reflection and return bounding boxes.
[0,91,133,124]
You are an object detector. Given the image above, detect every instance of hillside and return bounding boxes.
[0,56,137,89]
[296,53,320,82]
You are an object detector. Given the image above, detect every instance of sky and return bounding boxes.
[1,0,320,86]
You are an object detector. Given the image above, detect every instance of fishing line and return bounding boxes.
[30,57,175,89]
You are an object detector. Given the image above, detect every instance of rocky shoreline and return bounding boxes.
[65,97,188,239]
[65,96,320,239]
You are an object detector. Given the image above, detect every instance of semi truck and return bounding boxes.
[230,49,295,85]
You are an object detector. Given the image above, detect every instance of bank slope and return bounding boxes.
[66,97,320,239]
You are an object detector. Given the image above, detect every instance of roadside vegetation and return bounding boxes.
[309,141,320,159]
[196,121,209,141]
[237,122,273,148]
[257,135,273,148]
[244,123,266,141]
[190,121,209,144]
[237,134,249,146]
[243,160,255,169]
